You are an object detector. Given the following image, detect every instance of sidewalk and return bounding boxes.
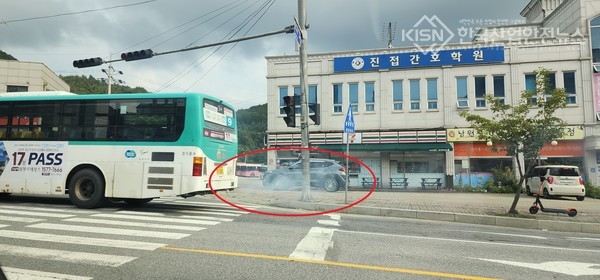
[213,178,600,234]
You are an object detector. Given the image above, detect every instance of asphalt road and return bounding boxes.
[1,194,600,279]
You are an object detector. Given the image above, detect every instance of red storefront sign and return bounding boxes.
[454,141,583,157]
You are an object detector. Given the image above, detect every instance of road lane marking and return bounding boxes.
[161,246,499,280]
[289,227,335,261]
[0,215,45,223]
[91,213,220,225]
[115,210,165,216]
[156,199,258,209]
[0,205,96,214]
[63,218,205,231]
[176,209,242,216]
[475,258,600,276]
[27,223,190,239]
[324,214,341,220]
[0,209,75,218]
[179,215,234,222]
[2,267,92,280]
[0,244,136,267]
[458,230,547,240]
[0,230,166,250]
[317,220,340,226]
[336,229,600,253]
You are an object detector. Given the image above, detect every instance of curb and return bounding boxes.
[270,200,600,235]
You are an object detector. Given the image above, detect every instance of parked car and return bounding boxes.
[525,165,585,201]
[262,159,346,192]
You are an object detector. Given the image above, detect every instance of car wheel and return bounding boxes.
[323,177,340,192]
[542,188,551,199]
[68,168,106,209]
[576,196,585,201]
[525,186,532,196]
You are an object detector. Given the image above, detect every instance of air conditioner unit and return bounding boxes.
[457,100,470,109]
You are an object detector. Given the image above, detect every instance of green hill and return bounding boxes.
[237,103,267,163]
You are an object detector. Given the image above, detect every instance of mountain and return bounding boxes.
[0,50,17,60]
[60,75,148,94]
[236,103,267,163]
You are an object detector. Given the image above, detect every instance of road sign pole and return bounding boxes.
[343,104,355,204]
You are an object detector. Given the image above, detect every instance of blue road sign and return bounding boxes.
[344,104,355,134]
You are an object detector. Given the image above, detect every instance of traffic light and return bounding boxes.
[73,57,103,68]
[121,49,154,61]
[282,96,296,127]
[309,103,320,125]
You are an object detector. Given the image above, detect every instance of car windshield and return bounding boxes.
[549,167,579,176]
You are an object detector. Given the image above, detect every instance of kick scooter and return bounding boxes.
[528,177,577,217]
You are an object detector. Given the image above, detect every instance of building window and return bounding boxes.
[409,79,420,110]
[392,80,403,111]
[279,87,288,115]
[333,84,343,113]
[309,85,318,104]
[427,78,438,110]
[456,77,468,108]
[525,74,537,104]
[545,72,556,100]
[592,16,600,64]
[563,72,576,104]
[349,83,359,113]
[7,85,28,92]
[365,82,375,112]
[493,75,505,104]
[474,76,486,108]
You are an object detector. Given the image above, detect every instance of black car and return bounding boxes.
[262,159,346,192]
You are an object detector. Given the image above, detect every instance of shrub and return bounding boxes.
[585,180,600,199]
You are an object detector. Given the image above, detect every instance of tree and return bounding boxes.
[236,104,267,163]
[458,68,568,214]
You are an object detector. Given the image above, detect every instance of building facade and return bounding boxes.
[0,59,70,93]
[265,0,600,189]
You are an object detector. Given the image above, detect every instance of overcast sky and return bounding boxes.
[1,0,530,109]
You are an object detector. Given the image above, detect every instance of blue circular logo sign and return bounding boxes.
[125,150,136,158]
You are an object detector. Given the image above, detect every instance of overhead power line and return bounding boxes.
[1,0,157,24]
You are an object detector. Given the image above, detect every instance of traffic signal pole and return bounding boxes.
[298,0,311,202]
[73,26,295,67]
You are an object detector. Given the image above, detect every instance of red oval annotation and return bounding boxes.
[209,146,376,217]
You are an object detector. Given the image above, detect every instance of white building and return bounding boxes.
[265,0,600,189]
[0,59,69,93]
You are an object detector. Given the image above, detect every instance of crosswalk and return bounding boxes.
[0,197,256,280]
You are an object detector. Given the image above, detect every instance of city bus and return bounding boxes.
[236,163,267,177]
[0,91,238,208]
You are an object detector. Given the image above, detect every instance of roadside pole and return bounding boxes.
[298,0,311,202]
[343,104,355,204]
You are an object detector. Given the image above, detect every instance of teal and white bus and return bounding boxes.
[0,91,238,208]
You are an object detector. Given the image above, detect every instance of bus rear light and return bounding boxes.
[193,157,203,176]
[548,177,554,184]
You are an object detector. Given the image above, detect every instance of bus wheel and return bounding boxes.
[69,169,106,209]
[123,198,154,205]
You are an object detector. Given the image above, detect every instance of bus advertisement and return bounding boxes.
[0,92,238,208]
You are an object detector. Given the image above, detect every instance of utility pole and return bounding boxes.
[101,64,123,95]
[298,0,311,202]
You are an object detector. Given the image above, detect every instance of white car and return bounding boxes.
[525,165,585,201]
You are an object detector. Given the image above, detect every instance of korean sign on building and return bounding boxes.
[447,126,584,142]
[333,46,504,73]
